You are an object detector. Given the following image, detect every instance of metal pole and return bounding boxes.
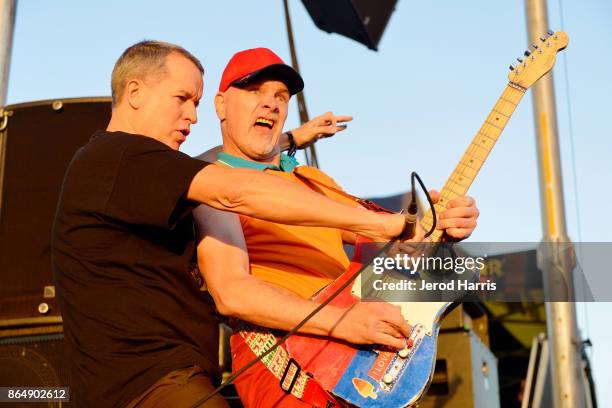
[0,0,17,107]
[0,0,17,221]
[282,0,319,168]
[524,1,585,407]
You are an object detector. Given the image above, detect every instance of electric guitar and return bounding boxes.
[284,31,569,407]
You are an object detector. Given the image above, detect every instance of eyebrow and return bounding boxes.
[177,89,201,107]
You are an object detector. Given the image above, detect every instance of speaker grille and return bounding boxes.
[0,332,70,407]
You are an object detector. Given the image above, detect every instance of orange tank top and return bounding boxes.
[239,166,358,298]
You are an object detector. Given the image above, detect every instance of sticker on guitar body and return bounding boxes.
[332,323,437,407]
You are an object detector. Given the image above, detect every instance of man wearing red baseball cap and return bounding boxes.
[215,47,350,158]
[199,47,351,170]
[195,48,480,407]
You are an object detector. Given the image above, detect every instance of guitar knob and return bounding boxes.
[399,348,410,358]
[383,374,394,384]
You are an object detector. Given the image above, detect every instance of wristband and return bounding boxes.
[286,131,298,157]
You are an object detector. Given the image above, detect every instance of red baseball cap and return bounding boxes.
[218,48,304,95]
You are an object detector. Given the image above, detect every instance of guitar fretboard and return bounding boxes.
[421,84,526,243]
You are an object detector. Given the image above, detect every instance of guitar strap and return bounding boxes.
[236,322,340,407]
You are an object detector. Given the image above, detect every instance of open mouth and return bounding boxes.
[178,129,190,137]
[254,117,275,129]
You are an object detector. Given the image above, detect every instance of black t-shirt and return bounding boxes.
[52,130,215,408]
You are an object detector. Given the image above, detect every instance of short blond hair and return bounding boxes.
[111,40,204,106]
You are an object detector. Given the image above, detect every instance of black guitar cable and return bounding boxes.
[409,171,437,239]
[190,172,437,408]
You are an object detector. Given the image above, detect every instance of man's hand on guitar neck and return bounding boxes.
[429,190,479,240]
[388,191,478,255]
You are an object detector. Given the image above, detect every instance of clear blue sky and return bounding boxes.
[6,0,612,403]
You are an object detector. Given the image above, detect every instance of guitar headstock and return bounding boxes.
[508,30,569,89]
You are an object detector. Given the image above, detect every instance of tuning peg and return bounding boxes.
[524,50,532,57]
[509,64,515,71]
[532,43,539,49]
[547,29,554,35]
[517,57,524,63]
[540,36,546,42]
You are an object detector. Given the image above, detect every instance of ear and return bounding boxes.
[126,79,145,109]
[214,92,226,121]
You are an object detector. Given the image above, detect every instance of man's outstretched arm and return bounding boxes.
[188,164,405,241]
[279,111,353,151]
[194,204,410,350]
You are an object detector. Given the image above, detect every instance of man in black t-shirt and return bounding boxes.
[52,41,407,408]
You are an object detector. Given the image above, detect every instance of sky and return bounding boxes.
[5,0,612,403]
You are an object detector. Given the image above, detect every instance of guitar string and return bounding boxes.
[447,85,516,197]
[423,88,515,238]
[440,86,522,206]
[434,85,524,252]
[427,86,524,239]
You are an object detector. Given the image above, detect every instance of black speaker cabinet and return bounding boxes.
[301,0,397,50]
[0,98,111,323]
[0,324,70,407]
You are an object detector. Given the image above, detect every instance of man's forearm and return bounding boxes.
[188,164,403,239]
[211,273,410,349]
[214,274,347,336]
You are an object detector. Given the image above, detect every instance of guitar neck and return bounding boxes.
[421,83,526,243]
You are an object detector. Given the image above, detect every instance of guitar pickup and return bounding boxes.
[375,324,426,392]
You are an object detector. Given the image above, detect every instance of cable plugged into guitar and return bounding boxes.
[401,171,437,240]
[400,188,418,240]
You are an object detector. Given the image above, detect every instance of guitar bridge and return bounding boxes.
[378,324,426,392]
